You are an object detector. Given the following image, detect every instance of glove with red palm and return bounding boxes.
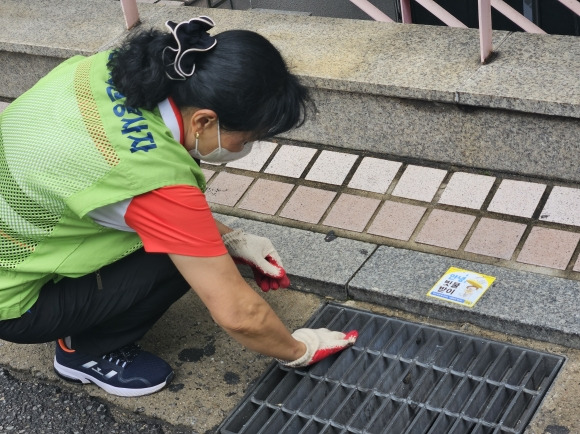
[279,328,358,368]
[222,229,290,292]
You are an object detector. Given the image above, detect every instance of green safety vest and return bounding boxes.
[0,51,205,319]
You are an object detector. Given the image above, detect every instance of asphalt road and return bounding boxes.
[0,366,199,434]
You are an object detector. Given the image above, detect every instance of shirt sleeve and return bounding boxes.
[124,185,227,257]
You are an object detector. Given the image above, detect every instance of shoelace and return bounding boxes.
[102,343,141,368]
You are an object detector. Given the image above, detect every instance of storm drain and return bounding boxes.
[218,303,564,434]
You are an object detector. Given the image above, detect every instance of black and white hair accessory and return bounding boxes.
[162,16,217,81]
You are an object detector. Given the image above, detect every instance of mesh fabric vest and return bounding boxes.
[0,51,205,319]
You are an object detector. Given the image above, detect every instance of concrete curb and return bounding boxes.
[216,214,580,350]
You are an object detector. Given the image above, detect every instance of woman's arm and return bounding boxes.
[169,252,306,361]
[215,220,233,236]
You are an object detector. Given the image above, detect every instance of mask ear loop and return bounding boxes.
[217,119,222,151]
[193,121,220,156]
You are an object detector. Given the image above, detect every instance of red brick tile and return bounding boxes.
[367,201,426,241]
[322,194,381,232]
[204,172,253,206]
[517,227,580,270]
[464,218,526,260]
[415,210,476,250]
[279,186,337,224]
[238,179,294,215]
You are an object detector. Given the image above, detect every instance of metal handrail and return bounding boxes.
[350,0,579,63]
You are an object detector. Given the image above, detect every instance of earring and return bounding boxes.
[195,131,200,149]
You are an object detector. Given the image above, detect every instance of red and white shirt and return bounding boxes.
[88,98,227,257]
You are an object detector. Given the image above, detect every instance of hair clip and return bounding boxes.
[162,16,217,81]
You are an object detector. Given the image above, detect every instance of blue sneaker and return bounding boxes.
[54,339,174,397]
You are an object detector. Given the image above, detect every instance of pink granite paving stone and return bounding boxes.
[305,150,358,185]
[204,172,253,206]
[264,144,318,178]
[415,209,476,250]
[322,194,381,232]
[517,227,580,270]
[367,200,426,241]
[238,179,294,215]
[347,157,402,193]
[391,165,447,202]
[464,218,526,260]
[225,141,277,171]
[539,186,580,227]
[279,186,337,224]
[438,172,496,209]
[201,168,215,182]
[487,179,546,218]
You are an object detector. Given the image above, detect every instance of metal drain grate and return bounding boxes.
[218,303,564,434]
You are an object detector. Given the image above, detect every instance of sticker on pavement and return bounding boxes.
[427,267,495,307]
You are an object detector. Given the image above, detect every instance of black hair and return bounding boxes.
[108,26,311,137]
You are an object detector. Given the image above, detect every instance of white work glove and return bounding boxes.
[279,328,358,368]
[222,229,290,292]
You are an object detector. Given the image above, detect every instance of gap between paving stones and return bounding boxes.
[205,138,580,282]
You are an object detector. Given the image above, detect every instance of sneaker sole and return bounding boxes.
[54,357,173,397]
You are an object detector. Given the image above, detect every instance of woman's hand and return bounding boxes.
[222,229,290,291]
[278,328,358,368]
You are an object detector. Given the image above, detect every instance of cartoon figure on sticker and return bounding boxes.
[462,276,487,298]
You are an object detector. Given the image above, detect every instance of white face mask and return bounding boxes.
[189,120,253,163]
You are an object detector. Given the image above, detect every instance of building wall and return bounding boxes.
[228,0,398,21]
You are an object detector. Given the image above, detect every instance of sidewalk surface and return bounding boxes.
[1,1,579,433]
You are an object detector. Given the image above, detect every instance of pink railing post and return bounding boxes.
[479,0,493,63]
[400,0,413,23]
[120,0,140,30]
[349,0,395,22]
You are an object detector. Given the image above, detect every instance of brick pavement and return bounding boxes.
[204,139,580,279]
